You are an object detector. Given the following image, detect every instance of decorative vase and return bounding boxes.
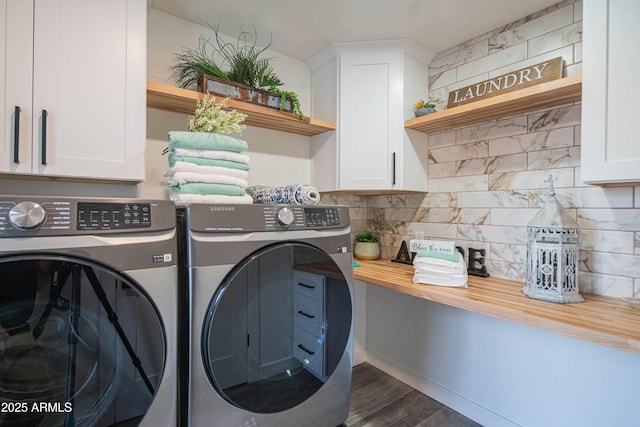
[354,242,381,260]
[414,107,436,117]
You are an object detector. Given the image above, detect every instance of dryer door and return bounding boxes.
[201,242,352,414]
[0,255,166,427]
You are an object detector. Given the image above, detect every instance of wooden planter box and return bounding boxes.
[197,74,293,113]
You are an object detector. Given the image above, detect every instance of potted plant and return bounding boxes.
[354,232,381,260]
[413,99,436,117]
[170,24,303,117]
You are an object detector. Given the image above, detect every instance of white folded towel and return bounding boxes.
[168,161,249,180]
[412,272,468,288]
[413,254,466,274]
[169,193,254,204]
[413,252,468,288]
[172,147,250,164]
[166,171,248,189]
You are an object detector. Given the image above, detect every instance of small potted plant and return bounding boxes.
[414,99,436,117]
[354,232,381,260]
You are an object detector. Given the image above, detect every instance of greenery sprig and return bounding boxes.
[268,86,304,118]
[162,95,247,155]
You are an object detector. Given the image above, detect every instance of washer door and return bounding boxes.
[202,242,352,414]
[0,255,166,427]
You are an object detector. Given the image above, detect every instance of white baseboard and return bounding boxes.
[363,350,521,427]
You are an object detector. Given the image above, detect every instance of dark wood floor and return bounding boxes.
[344,363,482,427]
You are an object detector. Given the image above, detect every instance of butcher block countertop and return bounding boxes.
[351,259,640,355]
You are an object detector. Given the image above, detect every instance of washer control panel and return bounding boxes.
[0,196,174,237]
[77,202,151,230]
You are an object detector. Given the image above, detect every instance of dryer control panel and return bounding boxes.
[0,196,175,237]
[188,204,350,233]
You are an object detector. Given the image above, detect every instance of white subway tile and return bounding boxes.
[577,209,640,232]
[489,168,574,190]
[580,229,635,254]
[527,146,581,170]
[430,141,489,163]
[457,224,528,245]
[490,208,539,226]
[429,175,488,193]
[528,22,582,58]
[457,44,528,82]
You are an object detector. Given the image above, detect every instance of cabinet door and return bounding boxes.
[31,0,145,181]
[581,0,640,183]
[339,51,401,190]
[1,0,34,174]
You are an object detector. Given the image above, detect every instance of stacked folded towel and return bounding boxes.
[246,184,321,205]
[165,131,254,204]
[412,241,468,288]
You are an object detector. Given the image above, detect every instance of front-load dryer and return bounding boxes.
[178,204,353,427]
[0,196,178,426]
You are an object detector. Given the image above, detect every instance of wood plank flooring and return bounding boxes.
[343,363,482,427]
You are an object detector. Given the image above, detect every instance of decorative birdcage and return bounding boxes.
[523,175,583,303]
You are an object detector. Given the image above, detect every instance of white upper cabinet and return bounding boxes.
[1,0,146,181]
[581,0,640,184]
[308,41,434,192]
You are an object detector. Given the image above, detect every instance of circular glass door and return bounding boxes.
[0,255,165,427]
[202,242,352,413]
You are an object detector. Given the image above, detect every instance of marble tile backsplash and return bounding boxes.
[324,0,640,300]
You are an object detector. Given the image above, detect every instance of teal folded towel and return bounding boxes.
[169,154,250,171]
[171,182,247,197]
[416,250,460,263]
[168,131,248,153]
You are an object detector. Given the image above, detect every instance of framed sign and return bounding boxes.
[447,57,563,108]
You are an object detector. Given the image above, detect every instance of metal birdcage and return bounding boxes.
[523,175,583,304]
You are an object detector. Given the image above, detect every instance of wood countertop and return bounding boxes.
[353,259,640,355]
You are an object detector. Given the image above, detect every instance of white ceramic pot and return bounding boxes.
[354,242,380,260]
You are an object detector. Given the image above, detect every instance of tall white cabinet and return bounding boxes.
[1,0,146,181]
[581,0,640,183]
[308,41,434,192]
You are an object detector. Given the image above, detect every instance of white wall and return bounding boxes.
[363,284,640,427]
[140,8,313,199]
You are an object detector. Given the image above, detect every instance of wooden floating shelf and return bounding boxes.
[353,259,640,355]
[146,81,336,137]
[405,74,582,134]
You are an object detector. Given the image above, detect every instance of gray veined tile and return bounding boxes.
[457,224,528,245]
[420,193,458,208]
[490,243,527,263]
[577,209,640,232]
[527,146,580,170]
[489,127,574,157]
[578,271,633,298]
[528,105,581,131]
[457,44,528,82]
[457,190,530,208]
[429,161,456,178]
[485,259,526,282]
[428,130,456,149]
[429,175,488,193]
[488,168,573,191]
[456,116,527,144]
[580,229,635,254]
[489,6,574,54]
[580,251,640,278]
[528,21,582,57]
[430,141,489,163]
[456,153,527,176]
[635,233,640,255]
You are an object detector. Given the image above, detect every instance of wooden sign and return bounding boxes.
[447,57,563,108]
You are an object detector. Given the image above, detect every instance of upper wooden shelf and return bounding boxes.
[405,74,582,134]
[146,81,336,137]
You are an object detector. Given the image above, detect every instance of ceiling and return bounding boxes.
[147,0,561,61]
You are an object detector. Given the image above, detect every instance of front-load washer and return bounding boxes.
[178,204,353,427]
[0,196,178,427]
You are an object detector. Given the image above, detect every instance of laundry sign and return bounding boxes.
[447,57,563,108]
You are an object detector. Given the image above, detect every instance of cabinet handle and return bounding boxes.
[297,310,316,319]
[392,152,396,185]
[41,110,48,165]
[297,282,315,289]
[297,344,315,355]
[13,106,21,163]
